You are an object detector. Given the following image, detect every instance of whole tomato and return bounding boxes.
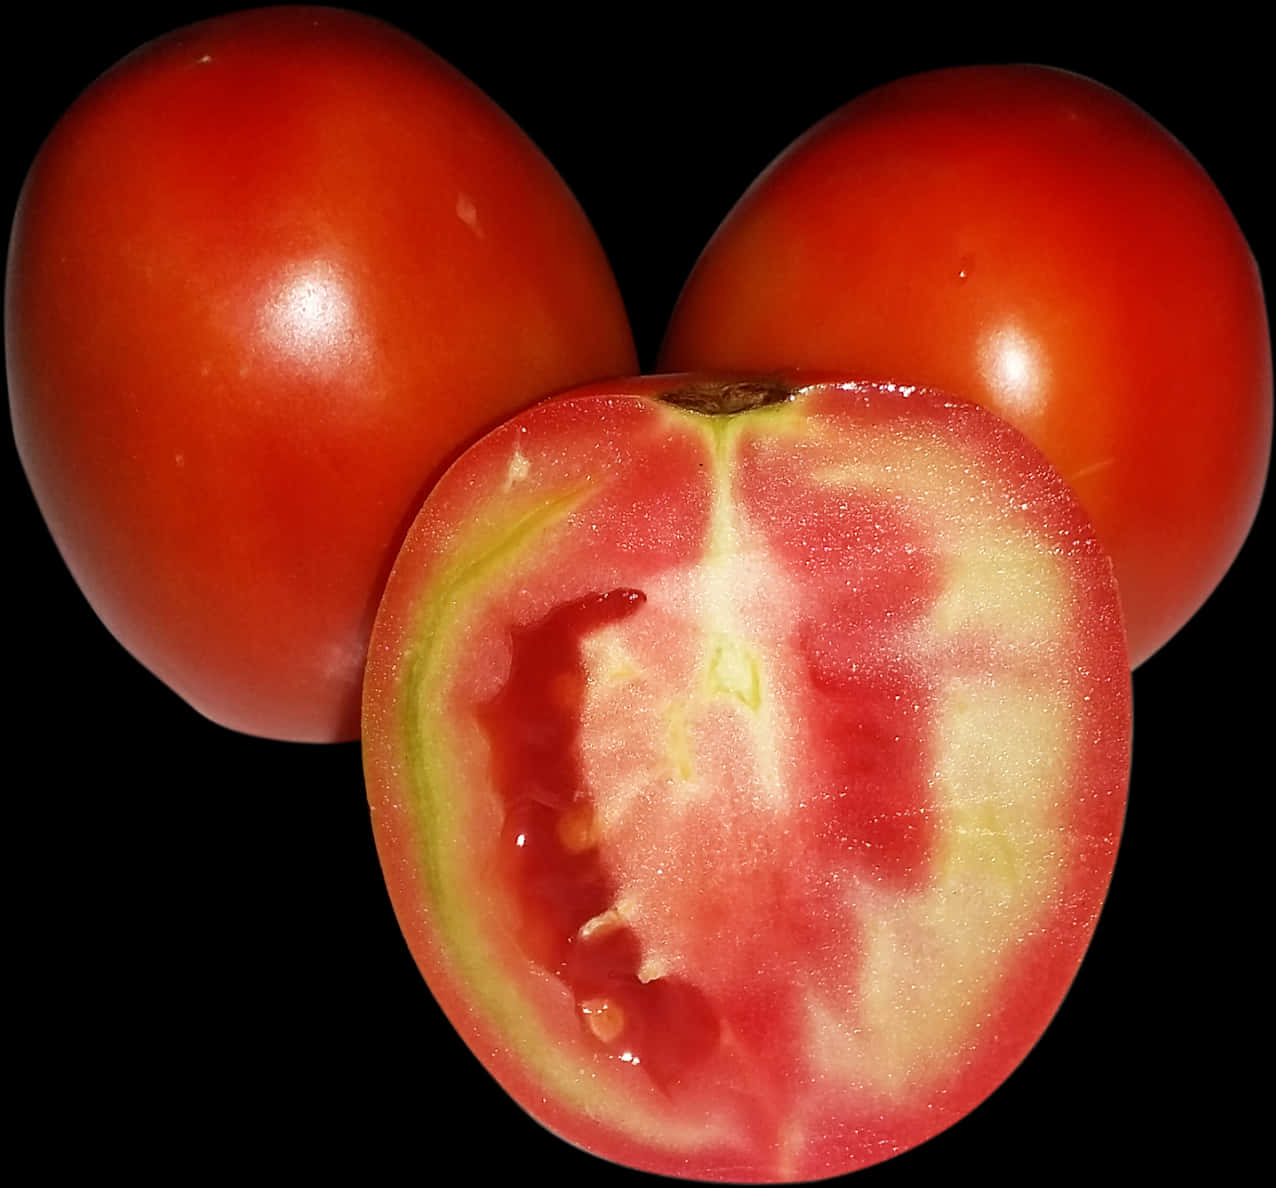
[660,65,1271,667]
[5,6,636,741]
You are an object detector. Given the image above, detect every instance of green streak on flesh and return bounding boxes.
[397,486,589,929]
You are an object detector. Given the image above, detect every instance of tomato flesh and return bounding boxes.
[362,375,1130,1181]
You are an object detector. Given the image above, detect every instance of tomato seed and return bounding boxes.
[579,996,626,1044]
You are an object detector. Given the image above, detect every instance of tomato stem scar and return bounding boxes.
[660,377,793,415]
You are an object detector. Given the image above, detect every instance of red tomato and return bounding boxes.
[659,65,1272,668]
[5,7,636,741]
[362,373,1131,1181]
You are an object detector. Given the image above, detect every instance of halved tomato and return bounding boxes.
[361,374,1131,1182]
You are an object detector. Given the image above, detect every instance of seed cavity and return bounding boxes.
[479,587,723,1087]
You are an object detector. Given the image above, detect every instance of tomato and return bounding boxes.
[362,373,1131,1182]
[658,65,1272,668]
[5,6,636,741]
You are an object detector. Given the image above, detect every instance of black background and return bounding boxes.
[5,7,1270,1182]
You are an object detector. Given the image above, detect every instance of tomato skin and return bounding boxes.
[659,65,1272,668]
[363,372,1130,1182]
[5,7,636,741]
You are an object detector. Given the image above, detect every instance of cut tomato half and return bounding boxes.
[362,375,1131,1182]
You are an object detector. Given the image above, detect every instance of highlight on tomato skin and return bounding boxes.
[361,373,1132,1183]
[5,6,637,743]
[658,64,1272,670]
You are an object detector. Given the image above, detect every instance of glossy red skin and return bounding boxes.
[362,373,1131,1182]
[660,65,1272,668]
[5,6,636,741]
